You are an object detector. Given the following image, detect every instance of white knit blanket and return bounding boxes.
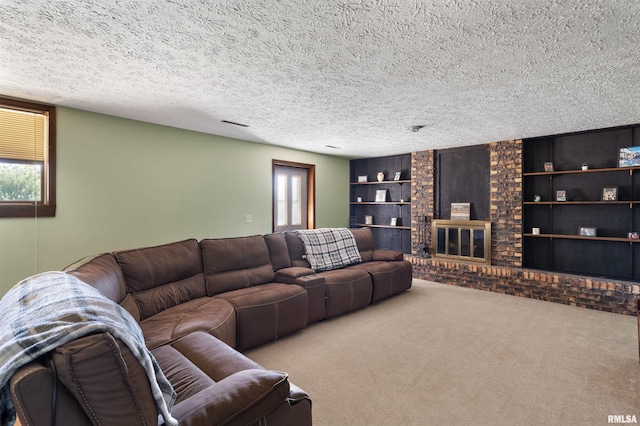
[294,228,362,272]
[0,272,177,426]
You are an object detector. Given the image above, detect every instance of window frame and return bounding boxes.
[0,97,56,218]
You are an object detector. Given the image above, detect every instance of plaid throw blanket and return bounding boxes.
[294,228,362,272]
[0,272,177,426]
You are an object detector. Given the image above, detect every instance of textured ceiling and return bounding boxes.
[1,1,639,158]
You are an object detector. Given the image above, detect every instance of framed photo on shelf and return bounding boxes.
[390,217,397,226]
[364,215,373,225]
[357,175,368,182]
[544,162,554,172]
[619,147,640,167]
[601,187,618,201]
[393,171,402,181]
[375,189,387,202]
[556,190,566,202]
[450,202,471,220]
[578,226,597,237]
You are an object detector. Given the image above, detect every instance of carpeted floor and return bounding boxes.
[245,279,640,426]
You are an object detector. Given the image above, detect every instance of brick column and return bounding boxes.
[489,140,523,267]
[411,150,434,256]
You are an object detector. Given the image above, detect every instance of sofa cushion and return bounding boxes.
[284,232,311,268]
[264,233,292,271]
[115,239,206,320]
[140,297,237,350]
[201,235,275,295]
[65,253,127,305]
[350,227,376,262]
[52,332,158,426]
[317,268,373,318]
[214,283,308,351]
[348,260,413,303]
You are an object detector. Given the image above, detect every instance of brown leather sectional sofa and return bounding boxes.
[8,228,412,426]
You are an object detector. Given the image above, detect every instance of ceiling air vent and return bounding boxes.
[221,120,249,127]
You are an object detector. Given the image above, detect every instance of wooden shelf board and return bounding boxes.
[351,180,411,185]
[524,166,640,176]
[523,233,637,243]
[351,202,410,205]
[524,201,638,205]
[355,223,411,230]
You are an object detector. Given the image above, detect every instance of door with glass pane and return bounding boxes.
[273,163,311,232]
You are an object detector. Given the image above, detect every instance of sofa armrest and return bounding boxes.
[372,249,404,261]
[275,267,316,282]
[169,369,290,426]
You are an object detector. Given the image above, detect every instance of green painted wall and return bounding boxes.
[0,107,350,297]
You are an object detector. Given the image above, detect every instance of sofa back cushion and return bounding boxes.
[284,232,311,268]
[263,233,292,271]
[201,235,275,295]
[115,239,206,320]
[350,227,376,262]
[65,254,140,321]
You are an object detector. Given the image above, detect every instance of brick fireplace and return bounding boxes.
[408,139,639,315]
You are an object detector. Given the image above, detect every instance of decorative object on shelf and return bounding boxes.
[619,147,640,167]
[556,190,566,202]
[364,215,373,225]
[376,171,384,182]
[400,198,405,203]
[358,175,368,182]
[544,162,554,172]
[450,202,471,220]
[602,187,618,201]
[375,189,387,202]
[356,196,363,202]
[532,227,540,235]
[393,171,401,181]
[628,232,639,240]
[579,226,597,237]
[534,195,541,202]
[582,163,589,170]
[390,217,397,226]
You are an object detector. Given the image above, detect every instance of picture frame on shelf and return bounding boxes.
[450,203,470,220]
[357,175,368,182]
[556,190,566,202]
[364,215,373,225]
[619,147,640,167]
[390,217,397,226]
[375,189,387,202]
[544,161,554,172]
[601,186,618,201]
[393,171,402,181]
[578,226,597,237]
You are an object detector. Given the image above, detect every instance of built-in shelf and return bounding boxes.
[522,123,640,281]
[350,155,412,253]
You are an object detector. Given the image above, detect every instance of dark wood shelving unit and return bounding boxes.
[522,124,640,280]
[350,154,411,253]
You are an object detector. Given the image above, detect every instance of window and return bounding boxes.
[0,97,56,217]
[273,160,315,232]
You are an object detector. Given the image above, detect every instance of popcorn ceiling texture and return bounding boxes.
[1,1,639,157]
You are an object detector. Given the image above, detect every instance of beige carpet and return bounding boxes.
[245,279,640,426]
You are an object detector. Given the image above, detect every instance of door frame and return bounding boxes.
[272,159,316,232]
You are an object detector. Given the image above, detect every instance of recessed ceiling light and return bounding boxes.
[325,145,341,149]
[221,120,249,127]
